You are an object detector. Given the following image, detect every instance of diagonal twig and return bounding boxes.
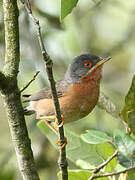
[97,92,131,133]
[97,91,120,119]
[93,150,118,174]
[21,0,68,179]
[20,71,40,93]
[88,166,135,180]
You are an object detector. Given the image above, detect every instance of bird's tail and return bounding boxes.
[23,106,35,115]
[23,94,35,115]
[23,94,31,103]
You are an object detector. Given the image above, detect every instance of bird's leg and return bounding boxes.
[54,114,67,149]
[38,114,67,148]
[37,115,58,134]
[45,119,59,135]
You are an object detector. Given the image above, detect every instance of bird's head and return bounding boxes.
[64,53,111,83]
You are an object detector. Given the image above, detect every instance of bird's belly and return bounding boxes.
[59,89,99,123]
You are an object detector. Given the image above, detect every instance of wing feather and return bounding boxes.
[23,80,70,102]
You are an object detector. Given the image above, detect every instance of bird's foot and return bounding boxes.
[55,136,67,149]
[54,114,64,128]
[38,114,66,148]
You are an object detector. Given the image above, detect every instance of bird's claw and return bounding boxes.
[55,137,67,149]
[54,114,64,128]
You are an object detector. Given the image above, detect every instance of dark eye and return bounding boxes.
[84,61,92,68]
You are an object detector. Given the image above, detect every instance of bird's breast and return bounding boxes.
[59,77,101,122]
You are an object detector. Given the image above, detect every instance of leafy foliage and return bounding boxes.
[114,130,135,168]
[57,170,107,180]
[38,120,135,178]
[38,120,117,172]
[61,0,78,21]
[114,130,135,157]
[121,75,135,134]
[81,130,112,144]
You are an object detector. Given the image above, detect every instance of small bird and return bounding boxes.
[23,53,110,140]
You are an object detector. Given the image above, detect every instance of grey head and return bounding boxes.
[64,53,102,83]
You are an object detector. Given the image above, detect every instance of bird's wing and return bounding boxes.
[23,80,70,102]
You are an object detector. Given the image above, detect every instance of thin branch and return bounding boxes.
[93,150,118,174]
[20,70,40,93]
[97,92,131,133]
[97,91,120,119]
[21,0,68,179]
[88,166,135,180]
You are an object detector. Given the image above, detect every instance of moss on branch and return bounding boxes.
[3,0,20,77]
[2,0,40,179]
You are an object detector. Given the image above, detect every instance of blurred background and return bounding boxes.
[0,0,135,179]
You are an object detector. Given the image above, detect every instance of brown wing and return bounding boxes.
[23,80,70,102]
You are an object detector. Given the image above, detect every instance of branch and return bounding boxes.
[88,166,135,180]
[93,150,118,174]
[21,0,68,179]
[20,70,40,93]
[0,71,7,89]
[97,91,120,119]
[2,0,40,179]
[3,0,20,77]
[97,92,131,133]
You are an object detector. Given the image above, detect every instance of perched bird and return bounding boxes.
[23,53,110,140]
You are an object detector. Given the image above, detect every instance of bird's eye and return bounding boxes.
[84,61,92,68]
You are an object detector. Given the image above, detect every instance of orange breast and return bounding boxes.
[59,80,100,122]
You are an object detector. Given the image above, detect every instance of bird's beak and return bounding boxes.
[88,56,111,74]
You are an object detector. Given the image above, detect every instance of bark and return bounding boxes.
[1,0,40,179]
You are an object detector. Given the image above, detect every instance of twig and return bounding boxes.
[97,91,120,119]
[97,92,131,133]
[21,0,68,179]
[88,166,135,180]
[93,150,118,173]
[20,71,40,93]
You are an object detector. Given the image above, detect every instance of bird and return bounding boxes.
[23,53,110,147]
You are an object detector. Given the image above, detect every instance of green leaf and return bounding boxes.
[117,154,135,168]
[61,0,78,21]
[121,75,135,134]
[81,130,112,144]
[57,170,107,180]
[38,120,103,168]
[76,159,93,169]
[113,130,135,157]
[127,110,135,135]
[37,120,117,172]
[127,168,135,179]
[96,143,117,172]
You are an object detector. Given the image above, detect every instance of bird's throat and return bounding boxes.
[81,66,102,83]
